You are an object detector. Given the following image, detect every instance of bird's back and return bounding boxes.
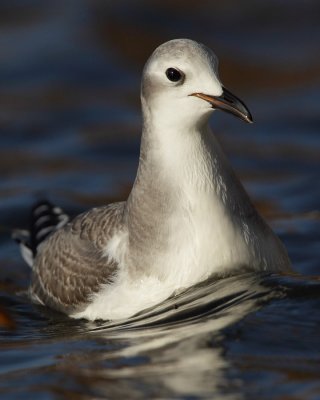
[30,202,125,314]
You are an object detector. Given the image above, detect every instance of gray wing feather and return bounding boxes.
[30,202,125,314]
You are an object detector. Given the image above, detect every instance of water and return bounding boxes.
[0,1,319,399]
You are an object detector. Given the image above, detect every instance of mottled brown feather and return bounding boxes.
[30,202,125,314]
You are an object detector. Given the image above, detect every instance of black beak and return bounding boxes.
[190,87,253,123]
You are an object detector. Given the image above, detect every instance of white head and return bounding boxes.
[141,39,252,132]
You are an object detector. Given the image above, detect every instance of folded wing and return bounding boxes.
[30,202,125,314]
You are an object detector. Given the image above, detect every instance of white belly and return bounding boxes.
[154,190,253,287]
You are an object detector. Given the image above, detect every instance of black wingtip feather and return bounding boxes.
[13,200,70,267]
[29,200,69,256]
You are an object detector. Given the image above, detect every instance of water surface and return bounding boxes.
[0,1,319,399]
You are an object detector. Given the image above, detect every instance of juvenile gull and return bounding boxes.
[15,39,291,320]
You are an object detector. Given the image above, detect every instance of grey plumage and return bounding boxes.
[14,39,291,320]
[30,203,124,314]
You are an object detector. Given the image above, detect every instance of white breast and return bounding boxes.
[139,129,255,286]
[71,127,289,321]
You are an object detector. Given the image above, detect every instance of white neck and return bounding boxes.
[125,104,290,285]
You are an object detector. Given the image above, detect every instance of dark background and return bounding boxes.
[1,0,319,273]
[0,1,319,399]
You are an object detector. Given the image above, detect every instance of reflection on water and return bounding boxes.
[1,273,320,399]
[0,1,319,399]
[75,274,271,399]
[0,274,284,399]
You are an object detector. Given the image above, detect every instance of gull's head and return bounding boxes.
[141,39,252,130]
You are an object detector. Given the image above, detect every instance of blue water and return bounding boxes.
[0,1,319,399]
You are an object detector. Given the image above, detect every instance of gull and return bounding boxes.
[14,39,291,321]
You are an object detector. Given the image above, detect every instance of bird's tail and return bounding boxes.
[12,200,69,268]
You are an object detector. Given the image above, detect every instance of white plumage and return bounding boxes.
[16,39,291,321]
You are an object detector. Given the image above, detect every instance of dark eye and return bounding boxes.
[165,68,183,82]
